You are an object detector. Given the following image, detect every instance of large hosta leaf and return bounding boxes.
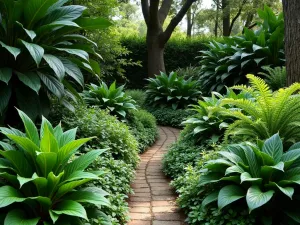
[21,40,44,66]
[43,54,65,80]
[262,133,283,164]
[246,186,274,212]
[4,209,40,225]
[218,185,245,209]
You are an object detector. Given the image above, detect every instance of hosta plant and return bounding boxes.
[219,74,300,147]
[198,6,284,94]
[0,109,110,225]
[199,134,300,224]
[146,71,201,110]
[83,81,137,120]
[0,0,112,124]
[258,66,286,90]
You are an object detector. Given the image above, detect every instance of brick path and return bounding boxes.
[128,126,186,225]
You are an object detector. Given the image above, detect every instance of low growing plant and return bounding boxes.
[176,65,201,81]
[258,66,286,90]
[0,109,110,224]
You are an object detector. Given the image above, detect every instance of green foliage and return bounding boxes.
[258,66,286,90]
[83,82,137,120]
[147,107,194,127]
[199,134,300,224]
[125,89,146,108]
[146,72,201,110]
[220,75,300,146]
[0,0,111,123]
[0,109,110,224]
[127,109,158,153]
[198,6,284,94]
[175,65,201,81]
[120,36,212,88]
[61,105,139,168]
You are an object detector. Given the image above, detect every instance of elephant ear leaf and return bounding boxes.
[262,133,283,164]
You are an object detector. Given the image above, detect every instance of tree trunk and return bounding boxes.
[214,0,219,37]
[222,0,230,36]
[187,8,192,37]
[282,0,300,85]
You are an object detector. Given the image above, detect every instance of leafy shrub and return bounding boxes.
[83,82,137,120]
[198,6,284,94]
[125,89,146,108]
[220,75,300,147]
[0,0,111,123]
[199,134,300,224]
[146,71,201,110]
[127,109,158,153]
[0,109,110,224]
[258,66,286,90]
[176,65,201,81]
[61,105,139,168]
[147,107,194,127]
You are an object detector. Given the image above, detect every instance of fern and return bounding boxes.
[258,66,286,90]
[221,74,300,146]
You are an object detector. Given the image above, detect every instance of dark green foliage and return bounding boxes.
[198,6,284,94]
[147,107,195,128]
[146,72,201,110]
[125,89,146,108]
[120,36,213,88]
[83,82,137,120]
[0,0,111,123]
[176,65,201,81]
[127,109,158,153]
[258,66,286,90]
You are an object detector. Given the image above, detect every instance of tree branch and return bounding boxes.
[159,0,173,25]
[149,0,161,29]
[141,0,150,25]
[162,0,197,44]
[229,0,248,35]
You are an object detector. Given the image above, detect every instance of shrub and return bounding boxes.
[176,65,201,81]
[0,0,111,123]
[146,71,201,110]
[198,6,284,94]
[199,134,300,224]
[220,75,300,147]
[61,105,139,168]
[127,109,158,153]
[125,89,146,108]
[0,109,110,224]
[258,66,286,90]
[83,82,137,120]
[146,107,194,127]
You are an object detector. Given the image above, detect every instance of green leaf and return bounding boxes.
[37,152,57,176]
[0,83,11,114]
[0,186,25,208]
[16,72,41,93]
[6,135,39,157]
[246,186,274,212]
[16,21,36,41]
[218,185,245,209]
[4,209,39,225]
[43,54,65,80]
[40,124,59,153]
[52,200,88,221]
[64,190,110,207]
[225,165,245,175]
[274,183,294,199]
[0,41,21,59]
[262,133,283,164]
[21,40,44,66]
[0,68,12,84]
[199,173,222,186]
[60,58,84,86]
[201,191,218,208]
[75,17,112,30]
[240,172,262,183]
[38,72,64,98]
[56,48,89,61]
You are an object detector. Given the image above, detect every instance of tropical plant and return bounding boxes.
[219,74,300,147]
[176,65,201,81]
[0,0,112,124]
[0,109,110,224]
[258,66,286,90]
[146,71,201,110]
[199,134,300,224]
[198,6,284,94]
[83,82,137,120]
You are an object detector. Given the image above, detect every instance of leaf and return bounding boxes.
[16,72,41,93]
[75,17,112,30]
[64,190,110,207]
[60,58,84,86]
[0,186,25,208]
[225,165,245,175]
[273,183,294,199]
[56,48,89,61]
[262,133,283,164]
[43,54,65,80]
[0,41,21,59]
[218,185,245,209]
[37,152,57,176]
[52,200,88,221]
[0,68,12,84]
[241,172,262,183]
[246,186,274,212]
[16,21,36,41]
[201,191,218,208]
[38,72,64,98]
[40,123,59,153]
[6,135,39,157]
[0,83,11,114]
[21,40,44,66]
[4,209,40,225]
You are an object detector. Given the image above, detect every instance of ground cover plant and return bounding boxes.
[0,0,111,124]
[0,109,110,224]
[259,66,286,90]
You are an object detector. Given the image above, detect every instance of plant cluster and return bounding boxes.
[0,0,111,123]
[259,66,286,90]
[176,65,201,81]
[198,6,284,94]
[83,82,137,120]
[125,89,146,108]
[146,71,201,110]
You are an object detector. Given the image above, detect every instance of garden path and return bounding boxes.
[128,126,186,225]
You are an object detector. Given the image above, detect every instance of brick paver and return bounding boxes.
[128,126,185,225]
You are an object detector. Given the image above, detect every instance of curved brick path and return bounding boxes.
[128,126,186,225]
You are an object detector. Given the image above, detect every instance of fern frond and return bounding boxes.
[220,98,260,118]
[231,85,256,97]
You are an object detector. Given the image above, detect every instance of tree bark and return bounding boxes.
[214,0,219,37]
[282,0,300,85]
[222,0,230,36]
[187,8,192,37]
